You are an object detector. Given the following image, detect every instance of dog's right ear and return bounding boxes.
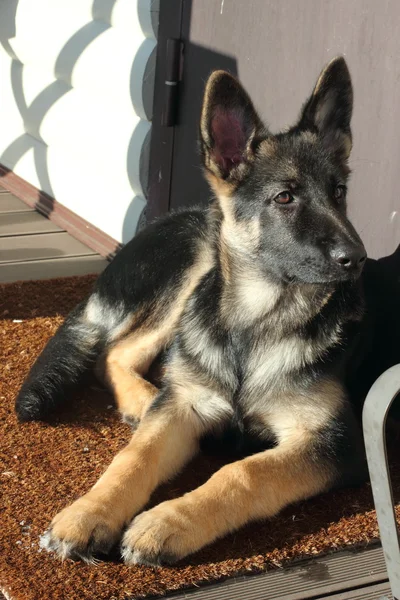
[200,71,267,186]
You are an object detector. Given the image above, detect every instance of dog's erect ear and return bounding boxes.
[200,71,267,183]
[298,57,353,160]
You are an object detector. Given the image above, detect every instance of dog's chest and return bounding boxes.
[183,315,329,397]
[181,272,345,401]
[229,328,318,397]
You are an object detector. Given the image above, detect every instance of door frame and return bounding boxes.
[146,0,184,222]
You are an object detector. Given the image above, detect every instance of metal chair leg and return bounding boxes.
[363,364,400,600]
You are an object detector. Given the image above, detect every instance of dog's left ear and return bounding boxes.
[200,71,267,184]
[298,57,353,160]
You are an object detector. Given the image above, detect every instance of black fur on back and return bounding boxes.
[15,210,207,422]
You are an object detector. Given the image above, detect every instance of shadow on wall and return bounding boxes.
[145,0,238,223]
[0,0,154,243]
[0,0,238,245]
[168,42,238,213]
[127,26,239,237]
[0,0,118,215]
[124,17,239,239]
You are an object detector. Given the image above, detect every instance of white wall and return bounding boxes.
[0,0,158,244]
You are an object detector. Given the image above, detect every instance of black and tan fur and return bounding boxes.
[15,58,398,566]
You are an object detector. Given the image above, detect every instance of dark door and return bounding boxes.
[151,0,400,259]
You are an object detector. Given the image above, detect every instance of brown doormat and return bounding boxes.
[1,276,399,600]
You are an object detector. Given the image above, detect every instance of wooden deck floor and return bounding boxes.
[164,545,392,600]
[0,185,108,283]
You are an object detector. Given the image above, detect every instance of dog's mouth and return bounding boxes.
[283,261,366,285]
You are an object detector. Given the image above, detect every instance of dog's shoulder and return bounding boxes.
[94,207,211,308]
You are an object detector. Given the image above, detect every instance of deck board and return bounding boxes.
[0,211,61,237]
[0,192,34,213]
[0,183,108,281]
[164,546,390,600]
[0,255,107,282]
[322,581,392,599]
[0,232,97,264]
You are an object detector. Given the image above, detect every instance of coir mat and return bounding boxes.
[0,276,399,600]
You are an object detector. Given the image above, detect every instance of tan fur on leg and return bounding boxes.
[122,384,343,565]
[122,433,334,565]
[105,330,165,423]
[41,401,204,560]
[104,244,214,424]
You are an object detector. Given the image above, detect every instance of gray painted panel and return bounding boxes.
[170,0,400,259]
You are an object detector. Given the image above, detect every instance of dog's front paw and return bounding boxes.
[121,501,197,566]
[40,497,122,562]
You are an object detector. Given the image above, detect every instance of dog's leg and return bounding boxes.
[105,330,167,428]
[40,384,219,561]
[103,247,214,427]
[122,409,340,565]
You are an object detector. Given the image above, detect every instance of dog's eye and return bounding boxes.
[334,185,346,203]
[274,191,294,204]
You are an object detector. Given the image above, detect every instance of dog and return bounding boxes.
[15,57,395,566]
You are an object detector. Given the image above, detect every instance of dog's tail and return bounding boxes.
[15,301,103,422]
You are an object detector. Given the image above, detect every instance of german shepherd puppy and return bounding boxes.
[16,57,374,566]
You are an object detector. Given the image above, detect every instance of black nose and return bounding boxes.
[330,246,367,270]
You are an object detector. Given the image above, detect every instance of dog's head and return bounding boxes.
[200,57,366,284]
